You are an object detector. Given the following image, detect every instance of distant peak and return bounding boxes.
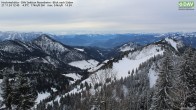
[34,34,56,43]
[39,34,52,40]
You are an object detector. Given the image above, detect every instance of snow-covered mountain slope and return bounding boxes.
[0,36,96,105]
[111,44,164,78]
[36,38,187,107]
[0,34,101,71]
[0,40,30,53]
[68,59,99,70]
[50,41,179,100]
[63,73,82,84]
[88,38,184,79]
[33,34,70,54]
[33,34,92,63]
[117,42,140,52]
[0,39,60,66]
[164,38,184,51]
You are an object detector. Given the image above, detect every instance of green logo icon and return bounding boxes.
[179,1,194,10]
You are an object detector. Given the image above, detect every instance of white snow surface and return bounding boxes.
[113,45,164,78]
[36,92,50,103]
[75,48,84,52]
[65,73,82,81]
[62,73,82,84]
[119,42,138,52]
[148,64,158,88]
[48,85,85,105]
[51,88,57,92]
[69,59,99,70]
[165,38,184,51]
[165,38,178,51]
[120,46,134,52]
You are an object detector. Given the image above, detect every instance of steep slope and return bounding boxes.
[33,34,91,63]
[102,44,164,78]
[0,40,48,62]
[164,38,184,51]
[90,38,184,79]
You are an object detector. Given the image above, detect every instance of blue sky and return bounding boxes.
[0,0,196,34]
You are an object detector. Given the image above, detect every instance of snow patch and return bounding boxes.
[64,73,82,82]
[36,92,50,103]
[165,38,178,51]
[69,59,99,70]
[51,88,57,92]
[120,46,134,52]
[75,48,84,52]
[148,65,158,88]
[119,42,138,52]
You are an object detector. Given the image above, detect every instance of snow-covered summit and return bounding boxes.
[33,35,94,63]
[33,34,70,53]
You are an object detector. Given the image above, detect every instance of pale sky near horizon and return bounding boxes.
[0,0,196,34]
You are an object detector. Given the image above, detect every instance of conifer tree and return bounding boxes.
[179,48,196,108]
[1,74,12,110]
[13,71,37,110]
[150,53,178,109]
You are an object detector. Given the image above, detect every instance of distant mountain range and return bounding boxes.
[0,31,196,48]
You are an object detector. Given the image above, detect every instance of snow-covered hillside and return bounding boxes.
[62,73,83,84]
[68,59,99,70]
[114,45,163,78]
[33,35,91,63]
[118,42,140,52]
[165,38,183,51]
[33,34,70,54]
[79,43,165,87]
[0,41,28,53]
[148,63,158,88]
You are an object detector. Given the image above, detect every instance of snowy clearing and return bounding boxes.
[113,45,164,78]
[69,59,99,70]
[75,48,84,52]
[64,73,82,81]
[148,65,158,88]
[165,38,178,51]
[36,92,50,103]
